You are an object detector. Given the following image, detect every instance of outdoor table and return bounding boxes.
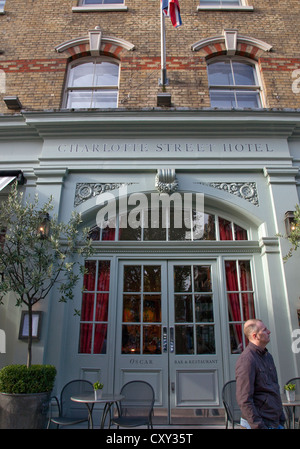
[71,393,124,429]
[281,394,300,429]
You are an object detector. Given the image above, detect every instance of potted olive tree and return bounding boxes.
[0,182,93,428]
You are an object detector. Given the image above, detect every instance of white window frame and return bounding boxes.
[0,0,6,14]
[198,0,253,11]
[63,56,120,110]
[207,56,264,109]
[73,0,128,12]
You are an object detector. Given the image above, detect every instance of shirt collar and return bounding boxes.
[248,341,268,356]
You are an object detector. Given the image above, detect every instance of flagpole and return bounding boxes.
[160,5,168,87]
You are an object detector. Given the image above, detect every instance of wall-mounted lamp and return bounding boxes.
[38,213,50,239]
[284,211,296,236]
[3,96,22,110]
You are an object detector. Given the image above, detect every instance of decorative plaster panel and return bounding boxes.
[196,181,259,206]
[74,182,135,206]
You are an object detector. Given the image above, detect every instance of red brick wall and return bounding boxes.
[0,0,300,112]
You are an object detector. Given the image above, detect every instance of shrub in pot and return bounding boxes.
[0,365,56,429]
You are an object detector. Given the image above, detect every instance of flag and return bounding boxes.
[162,0,182,28]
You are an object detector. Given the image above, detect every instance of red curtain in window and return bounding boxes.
[234,224,248,240]
[225,261,242,348]
[225,260,255,352]
[79,323,93,354]
[225,261,241,318]
[101,226,115,240]
[239,261,255,321]
[219,218,247,241]
[79,261,96,353]
[219,218,233,240]
[79,260,110,354]
[94,261,110,353]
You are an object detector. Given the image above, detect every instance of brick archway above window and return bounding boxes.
[55,28,135,59]
[191,29,272,59]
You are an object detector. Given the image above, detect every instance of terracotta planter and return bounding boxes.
[0,392,50,429]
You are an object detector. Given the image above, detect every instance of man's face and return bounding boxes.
[255,322,271,348]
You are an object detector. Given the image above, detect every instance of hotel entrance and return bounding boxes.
[114,260,224,425]
[70,204,257,425]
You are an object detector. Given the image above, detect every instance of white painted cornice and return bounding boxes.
[1,109,300,141]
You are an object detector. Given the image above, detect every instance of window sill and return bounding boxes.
[72,5,128,12]
[197,5,253,11]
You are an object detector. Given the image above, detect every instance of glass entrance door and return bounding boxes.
[168,261,223,424]
[115,260,224,425]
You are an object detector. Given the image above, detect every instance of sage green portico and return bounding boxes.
[0,109,300,424]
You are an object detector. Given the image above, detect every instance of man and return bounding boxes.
[235,319,285,429]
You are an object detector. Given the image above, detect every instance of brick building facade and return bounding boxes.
[1,0,300,111]
[1,0,300,426]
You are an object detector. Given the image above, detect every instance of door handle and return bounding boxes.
[163,326,168,353]
[170,327,174,353]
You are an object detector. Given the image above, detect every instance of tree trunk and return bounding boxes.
[27,304,33,368]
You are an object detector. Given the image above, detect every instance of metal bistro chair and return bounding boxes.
[222,380,242,429]
[47,379,94,429]
[284,377,300,429]
[110,381,155,429]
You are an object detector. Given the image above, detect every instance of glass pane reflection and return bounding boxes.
[143,295,161,322]
[144,265,161,292]
[123,295,140,322]
[175,325,194,354]
[195,295,214,322]
[143,325,161,354]
[229,323,243,354]
[123,265,141,292]
[94,324,107,354]
[194,266,211,292]
[174,266,192,292]
[175,295,193,322]
[196,325,215,354]
[173,265,215,355]
[122,264,162,354]
[122,325,140,354]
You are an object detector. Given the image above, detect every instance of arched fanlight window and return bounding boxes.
[207,57,262,108]
[64,57,119,109]
[88,207,248,242]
